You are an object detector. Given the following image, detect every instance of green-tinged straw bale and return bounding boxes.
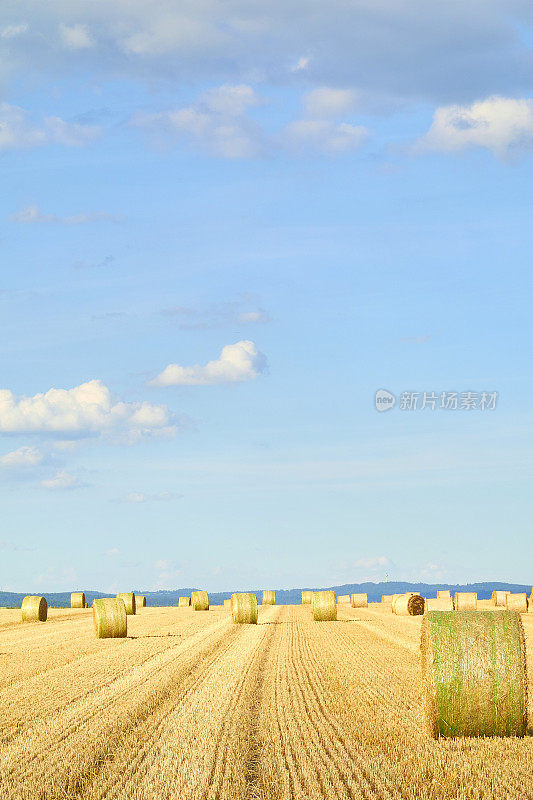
[301,590,313,604]
[93,598,127,639]
[135,595,146,608]
[436,590,451,600]
[116,592,136,615]
[394,594,425,616]
[178,596,191,607]
[454,592,477,611]
[421,610,528,738]
[21,596,47,622]
[337,594,350,604]
[492,590,509,607]
[506,593,528,613]
[71,592,85,609]
[312,590,337,621]
[351,593,368,608]
[231,593,258,624]
[191,590,209,611]
[223,598,231,608]
[426,598,454,612]
[262,590,275,605]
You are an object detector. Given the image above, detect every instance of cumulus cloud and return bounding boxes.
[0,103,99,152]
[416,96,533,158]
[0,379,177,439]
[132,84,263,158]
[303,87,359,118]
[41,470,79,489]
[283,119,369,155]
[150,340,267,387]
[59,23,94,50]
[9,206,120,224]
[0,446,43,467]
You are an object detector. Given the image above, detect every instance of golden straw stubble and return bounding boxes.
[351,593,368,608]
[191,590,209,611]
[262,590,275,605]
[93,598,127,639]
[231,593,258,624]
[454,592,477,611]
[116,592,136,615]
[421,610,528,738]
[21,596,47,622]
[178,596,191,607]
[312,590,337,621]
[70,592,85,609]
[506,593,528,613]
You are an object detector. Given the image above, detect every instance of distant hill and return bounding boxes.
[0,581,530,608]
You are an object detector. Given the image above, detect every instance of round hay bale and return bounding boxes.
[93,598,127,639]
[454,592,477,611]
[492,590,509,607]
[421,610,528,738]
[506,593,528,613]
[426,598,454,612]
[301,590,313,604]
[223,598,231,608]
[262,590,275,605]
[21,596,47,622]
[381,594,392,604]
[231,593,258,624]
[394,594,425,616]
[178,596,191,607]
[71,592,85,609]
[351,593,368,608]
[436,590,451,600]
[116,592,136,615]
[135,595,146,608]
[191,590,209,611]
[312,590,337,621]
[337,594,350,604]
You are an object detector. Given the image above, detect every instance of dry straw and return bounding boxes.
[21,596,47,622]
[231,593,258,624]
[426,598,454,612]
[436,590,451,600]
[135,595,146,608]
[454,592,477,611]
[506,593,528,613]
[381,594,393,603]
[492,590,509,607]
[337,595,350,604]
[191,590,209,611]
[70,592,85,609]
[312,590,337,621]
[393,594,425,616]
[93,598,127,639]
[178,596,191,607]
[116,592,136,615]
[421,610,528,738]
[223,598,231,608]
[262,590,275,605]
[351,593,368,608]
[301,590,313,604]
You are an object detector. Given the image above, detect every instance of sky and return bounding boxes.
[0,1,532,593]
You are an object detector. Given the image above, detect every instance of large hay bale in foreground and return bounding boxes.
[116,592,136,615]
[506,593,528,613]
[454,592,477,611]
[21,596,47,622]
[492,590,509,607]
[135,595,146,608]
[436,590,451,600]
[262,590,275,605]
[191,590,209,611]
[93,598,127,639]
[351,593,368,608]
[426,597,454,612]
[71,592,85,609]
[301,590,313,604]
[421,610,527,738]
[337,594,350,604]
[312,590,337,621]
[394,594,425,616]
[231,593,258,624]
[178,596,190,607]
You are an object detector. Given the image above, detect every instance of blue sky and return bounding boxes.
[1,1,532,592]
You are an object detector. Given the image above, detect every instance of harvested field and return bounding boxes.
[0,603,532,799]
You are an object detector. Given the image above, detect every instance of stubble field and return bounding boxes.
[0,602,532,800]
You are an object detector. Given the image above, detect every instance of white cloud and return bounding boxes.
[9,205,120,224]
[291,56,310,72]
[106,547,120,556]
[150,340,267,387]
[0,379,177,438]
[236,310,270,323]
[303,87,359,118]
[0,446,43,467]
[416,96,533,158]
[283,119,369,155]
[41,470,79,489]
[160,296,270,329]
[59,23,94,50]
[132,84,263,158]
[1,24,29,40]
[0,103,99,152]
[354,556,391,569]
